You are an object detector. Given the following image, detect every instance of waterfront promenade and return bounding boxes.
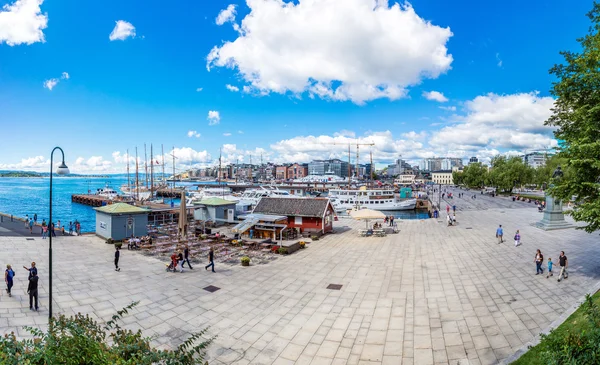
[1,198,599,364]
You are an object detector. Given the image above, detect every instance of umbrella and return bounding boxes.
[178,191,187,237]
[350,209,386,229]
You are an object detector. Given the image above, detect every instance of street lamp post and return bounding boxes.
[49,147,69,319]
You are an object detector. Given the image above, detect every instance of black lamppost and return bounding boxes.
[49,147,69,319]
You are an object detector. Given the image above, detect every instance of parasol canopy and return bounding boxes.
[349,209,386,220]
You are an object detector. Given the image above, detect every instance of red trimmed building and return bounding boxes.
[252,197,336,234]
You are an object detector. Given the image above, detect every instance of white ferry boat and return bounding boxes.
[328,187,417,212]
[96,186,119,200]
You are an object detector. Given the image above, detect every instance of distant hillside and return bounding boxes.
[0,170,114,178]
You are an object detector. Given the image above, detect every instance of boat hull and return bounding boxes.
[333,198,417,212]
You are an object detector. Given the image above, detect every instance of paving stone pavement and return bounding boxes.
[1,206,599,365]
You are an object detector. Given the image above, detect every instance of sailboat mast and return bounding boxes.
[126,149,130,193]
[347,145,351,189]
[370,150,374,188]
[150,144,154,199]
[218,147,222,186]
[161,144,165,183]
[356,141,359,181]
[144,143,148,188]
[135,147,139,201]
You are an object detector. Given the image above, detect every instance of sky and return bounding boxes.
[0,0,592,174]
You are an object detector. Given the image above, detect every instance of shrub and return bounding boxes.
[240,256,250,265]
[278,247,288,255]
[299,242,306,249]
[539,294,600,364]
[0,302,215,365]
[270,245,280,253]
[311,235,320,241]
[105,238,114,244]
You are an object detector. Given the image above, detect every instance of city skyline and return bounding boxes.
[0,0,589,173]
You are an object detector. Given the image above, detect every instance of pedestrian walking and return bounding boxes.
[205,247,215,273]
[534,249,544,275]
[390,215,395,227]
[177,251,184,273]
[183,245,193,269]
[50,223,56,237]
[546,257,554,278]
[514,230,521,247]
[446,205,450,215]
[114,246,121,272]
[28,218,33,234]
[557,251,568,282]
[24,215,29,228]
[23,262,37,280]
[76,221,81,236]
[5,264,15,297]
[33,213,37,224]
[27,272,39,311]
[452,205,456,213]
[68,222,73,235]
[496,225,503,243]
[41,225,48,239]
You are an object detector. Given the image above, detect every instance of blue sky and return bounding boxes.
[0,0,591,173]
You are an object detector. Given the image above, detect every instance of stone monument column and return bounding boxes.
[534,166,574,230]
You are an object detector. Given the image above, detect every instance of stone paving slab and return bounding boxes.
[0,206,599,364]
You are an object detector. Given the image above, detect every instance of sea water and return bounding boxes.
[0,177,208,233]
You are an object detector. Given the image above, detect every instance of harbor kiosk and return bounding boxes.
[94,203,149,240]
[193,197,237,224]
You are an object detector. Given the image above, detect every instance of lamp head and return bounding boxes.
[56,162,70,175]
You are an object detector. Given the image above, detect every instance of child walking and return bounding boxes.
[546,258,553,278]
[514,230,521,247]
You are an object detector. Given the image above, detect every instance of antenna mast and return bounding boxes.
[144,143,148,188]
[135,147,139,201]
[150,144,154,199]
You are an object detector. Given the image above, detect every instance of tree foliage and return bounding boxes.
[487,156,534,193]
[0,302,214,365]
[545,1,600,233]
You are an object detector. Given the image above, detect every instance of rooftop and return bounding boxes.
[94,203,149,214]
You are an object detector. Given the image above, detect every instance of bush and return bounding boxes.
[311,235,319,241]
[105,238,114,244]
[538,294,600,365]
[278,247,288,255]
[299,241,306,249]
[240,256,250,265]
[0,302,215,365]
[270,245,280,253]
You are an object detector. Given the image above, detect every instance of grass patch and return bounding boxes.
[511,290,600,365]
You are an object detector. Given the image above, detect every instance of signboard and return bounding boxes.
[127,217,134,225]
[100,222,106,229]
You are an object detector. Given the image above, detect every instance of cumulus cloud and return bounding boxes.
[225,84,239,92]
[61,72,69,80]
[111,151,137,164]
[216,4,237,26]
[429,91,557,157]
[0,0,47,46]
[196,87,203,92]
[401,131,428,140]
[207,110,220,125]
[109,20,136,41]
[187,130,201,138]
[223,132,232,136]
[207,0,453,104]
[43,78,58,90]
[169,147,211,166]
[423,90,448,102]
[0,155,48,170]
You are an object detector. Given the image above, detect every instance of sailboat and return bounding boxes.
[120,145,167,201]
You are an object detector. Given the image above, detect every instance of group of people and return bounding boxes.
[24,214,81,237]
[383,215,395,226]
[4,262,40,311]
[165,245,215,273]
[534,249,569,281]
[495,225,522,246]
[126,235,152,250]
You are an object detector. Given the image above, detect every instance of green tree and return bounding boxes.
[462,162,488,188]
[487,156,534,193]
[544,2,600,233]
[452,170,464,186]
[0,302,214,365]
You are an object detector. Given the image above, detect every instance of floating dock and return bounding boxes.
[71,194,115,207]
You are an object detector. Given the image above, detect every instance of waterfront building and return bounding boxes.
[95,203,149,241]
[431,170,454,185]
[308,159,349,178]
[395,173,416,185]
[386,157,412,177]
[252,197,335,234]
[420,157,464,172]
[522,152,548,168]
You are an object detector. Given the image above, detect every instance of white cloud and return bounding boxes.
[187,130,201,138]
[496,52,502,67]
[439,105,456,111]
[429,91,557,156]
[0,0,47,46]
[61,72,69,80]
[225,84,239,92]
[423,91,448,103]
[207,110,220,125]
[109,20,136,41]
[216,4,237,25]
[401,131,428,140]
[43,78,58,90]
[207,0,453,104]
[223,132,232,136]
[238,130,244,134]
[170,147,211,166]
[111,151,136,164]
[196,87,203,92]
[0,155,48,170]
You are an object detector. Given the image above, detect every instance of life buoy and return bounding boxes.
[418,201,424,207]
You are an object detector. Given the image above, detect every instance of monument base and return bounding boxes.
[532,195,575,231]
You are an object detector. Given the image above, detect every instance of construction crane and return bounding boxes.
[320,140,375,187]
